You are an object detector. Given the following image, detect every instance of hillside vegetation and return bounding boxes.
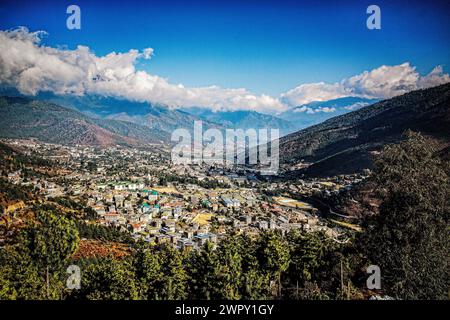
[280,83,450,177]
[0,97,168,146]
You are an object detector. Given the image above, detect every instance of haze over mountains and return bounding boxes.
[0,83,449,177]
[0,87,381,137]
[3,90,216,135]
[182,96,378,135]
[181,107,297,136]
[278,97,379,130]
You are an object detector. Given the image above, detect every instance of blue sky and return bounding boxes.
[0,0,450,95]
[1,0,449,97]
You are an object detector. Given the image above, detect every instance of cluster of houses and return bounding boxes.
[1,139,354,250]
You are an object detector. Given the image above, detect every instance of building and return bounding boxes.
[258,220,269,230]
[148,190,158,202]
[141,203,151,214]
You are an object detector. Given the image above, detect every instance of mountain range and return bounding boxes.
[279,83,450,177]
[0,96,168,147]
[0,88,377,137]
[181,107,297,136]
[19,92,216,135]
[1,84,449,177]
[278,97,379,131]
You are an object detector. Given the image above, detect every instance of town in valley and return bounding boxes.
[1,138,367,251]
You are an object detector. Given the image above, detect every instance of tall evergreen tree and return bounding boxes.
[256,231,290,297]
[358,131,449,299]
[80,257,139,300]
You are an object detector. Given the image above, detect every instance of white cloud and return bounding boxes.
[1,28,449,114]
[343,102,370,111]
[281,62,450,106]
[293,106,308,113]
[282,82,349,106]
[0,27,286,113]
[317,107,336,113]
[293,105,336,114]
[418,65,450,88]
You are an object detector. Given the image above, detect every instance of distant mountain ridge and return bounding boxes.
[278,97,379,131]
[0,96,168,147]
[2,83,449,164]
[0,87,382,138]
[182,107,297,136]
[0,88,222,135]
[279,83,450,177]
[27,93,220,134]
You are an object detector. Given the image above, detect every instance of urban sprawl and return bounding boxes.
[3,139,368,250]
